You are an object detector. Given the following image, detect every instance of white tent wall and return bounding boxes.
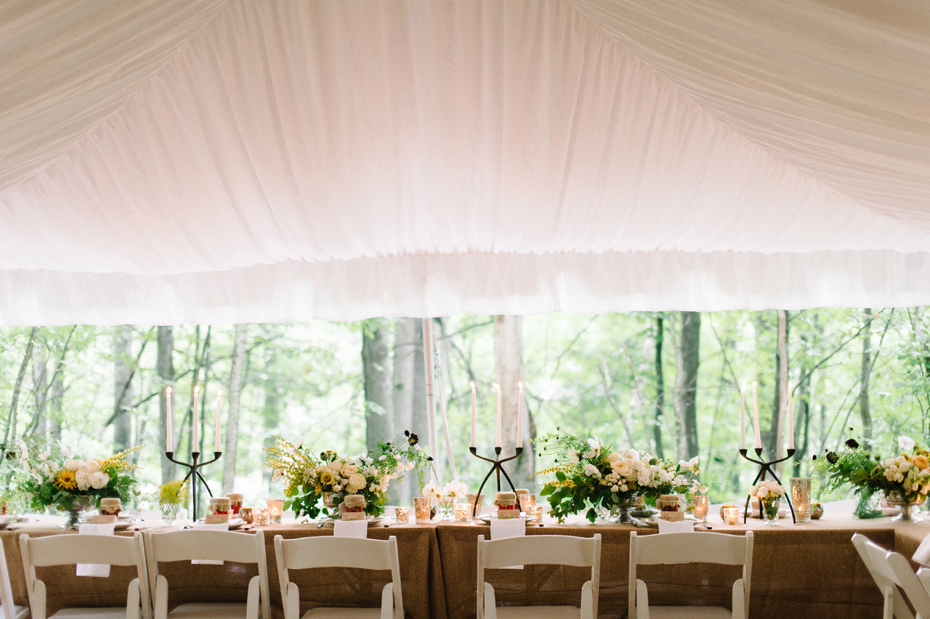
[1,0,929,325]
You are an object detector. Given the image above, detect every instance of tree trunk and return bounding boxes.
[495,316,532,487]
[49,359,64,442]
[30,336,49,437]
[674,312,700,460]
[363,322,394,453]
[4,327,37,448]
[392,318,418,502]
[653,315,666,459]
[769,310,789,461]
[157,326,175,484]
[113,325,134,452]
[859,308,873,446]
[410,321,429,451]
[223,324,248,493]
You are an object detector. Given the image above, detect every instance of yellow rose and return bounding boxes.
[913,455,929,471]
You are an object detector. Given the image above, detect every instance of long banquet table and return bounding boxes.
[2,513,925,619]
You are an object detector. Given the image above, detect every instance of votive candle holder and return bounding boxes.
[530,506,543,523]
[467,493,485,522]
[454,503,470,522]
[791,477,812,524]
[414,497,431,524]
[722,505,740,526]
[266,499,284,524]
[692,495,709,523]
[394,507,410,524]
[254,508,270,526]
[518,494,537,514]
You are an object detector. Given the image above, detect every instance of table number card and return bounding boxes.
[205,514,229,524]
[90,515,117,524]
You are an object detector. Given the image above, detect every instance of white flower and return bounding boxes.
[757,486,769,498]
[75,470,91,491]
[64,459,84,472]
[587,437,603,454]
[443,480,469,499]
[347,474,367,492]
[749,486,758,497]
[89,471,109,490]
[568,451,579,465]
[606,453,620,463]
[614,460,631,476]
[379,455,387,461]
[62,447,77,458]
[82,460,102,474]
[611,485,619,492]
[583,451,595,459]
[342,464,359,477]
[406,462,415,471]
[332,484,342,492]
[623,449,639,460]
[583,463,601,478]
[900,436,916,451]
[370,483,379,492]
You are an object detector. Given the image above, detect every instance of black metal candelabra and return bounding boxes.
[740,447,796,524]
[469,446,524,518]
[165,450,222,521]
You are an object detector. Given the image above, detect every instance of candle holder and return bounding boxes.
[469,446,524,519]
[165,450,222,521]
[739,447,797,524]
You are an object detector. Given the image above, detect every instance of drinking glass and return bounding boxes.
[466,494,485,522]
[791,478,812,524]
[519,494,537,514]
[414,497,431,524]
[394,507,410,524]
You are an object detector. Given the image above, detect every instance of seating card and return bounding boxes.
[205,514,229,524]
[658,519,695,534]
[490,516,526,540]
[77,523,116,577]
[90,515,117,524]
[333,519,368,539]
[913,532,930,566]
[192,522,229,565]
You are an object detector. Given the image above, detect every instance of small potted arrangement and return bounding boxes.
[749,480,786,526]
[422,479,468,520]
[158,480,190,526]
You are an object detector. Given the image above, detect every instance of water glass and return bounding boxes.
[466,494,485,522]
[394,507,410,524]
[791,477,812,524]
[414,497,431,524]
[519,494,537,514]
[692,495,709,523]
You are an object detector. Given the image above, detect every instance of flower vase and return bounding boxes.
[609,499,636,524]
[59,497,92,529]
[161,503,180,526]
[760,496,781,526]
[62,507,83,530]
[887,491,924,523]
[438,498,455,521]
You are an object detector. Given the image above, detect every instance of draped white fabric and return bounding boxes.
[1,0,928,325]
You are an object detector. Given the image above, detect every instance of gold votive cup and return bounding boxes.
[454,503,470,522]
[692,495,709,523]
[519,494,537,513]
[791,477,812,524]
[266,499,284,524]
[254,508,270,526]
[722,505,740,525]
[239,507,254,524]
[414,497,431,524]
[530,506,543,523]
[394,507,410,524]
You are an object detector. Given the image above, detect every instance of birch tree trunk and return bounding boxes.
[113,325,134,452]
[859,308,873,446]
[363,322,394,453]
[653,315,666,459]
[4,327,36,448]
[674,312,701,460]
[392,318,418,502]
[157,326,175,484]
[49,359,64,442]
[769,310,789,462]
[30,337,49,437]
[495,316,532,487]
[223,324,248,493]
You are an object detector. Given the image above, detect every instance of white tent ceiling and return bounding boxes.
[1,0,929,325]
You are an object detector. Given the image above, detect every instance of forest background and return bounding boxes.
[1,309,929,513]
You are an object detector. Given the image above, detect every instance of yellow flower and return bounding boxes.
[320,470,335,485]
[914,455,929,471]
[55,469,77,491]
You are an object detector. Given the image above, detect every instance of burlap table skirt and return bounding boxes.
[0,513,919,618]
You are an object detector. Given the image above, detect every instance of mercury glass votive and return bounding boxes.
[254,508,270,526]
[394,507,410,524]
[454,503,470,522]
[518,494,537,514]
[414,497,431,524]
[791,477,812,524]
[266,499,284,524]
[692,495,709,523]
[466,493,485,522]
[722,505,740,525]
[530,506,543,523]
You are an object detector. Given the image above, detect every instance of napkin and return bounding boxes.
[490,517,526,569]
[658,519,695,534]
[334,519,368,539]
[76,523,116,577]
[192,522,229,565]
[913,532,930,567]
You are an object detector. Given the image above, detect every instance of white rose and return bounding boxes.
[623,449,639,460]
[749,486,758,497]
[583,463,601,478]
[342,464,359,477]
[757,486,768,498]
[606,453,620,463]
[348,474,367,492]
[332,484,342,492]
[75,470,91,491]
[64,459,84,472]
[406,462,415,471]
[82,460,102,474]
[90,471,109,489]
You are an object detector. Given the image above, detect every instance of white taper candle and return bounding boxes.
[166,386,174,453]
[752,381,762,449]
[470,382,477,448]
[739,384,746,451]
[494,383,502,449]
[516,382,524,449]
[786,390,794,451]
[215,390,222,453]
[192,385,200,453]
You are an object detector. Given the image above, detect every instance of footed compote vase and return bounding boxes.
[608,498,638,524]
[886,491,925,523]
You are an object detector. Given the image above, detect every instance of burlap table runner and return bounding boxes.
[0,514,915,619]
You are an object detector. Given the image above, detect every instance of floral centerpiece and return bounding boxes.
[423,479,468,519]
[749,480,785,525]
[815,436,930,522]
[265,430,433,520]
[13,439,140,528]
[534,430,703,523]
[158,480,190,525]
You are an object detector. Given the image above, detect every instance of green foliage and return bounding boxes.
[158,480,190,506]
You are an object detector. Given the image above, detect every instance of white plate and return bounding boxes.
[478,514,540,525]
[228,518,248,529]
[881,507,900,517]
[321,517,382,528]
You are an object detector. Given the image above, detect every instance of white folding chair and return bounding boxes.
[0,540,28,619]
[852,533,926,619]
[629,531,753,619]
[143,530,270,619]
[19,532,151,619]
[273,535,404,619]
[476,533,601,619]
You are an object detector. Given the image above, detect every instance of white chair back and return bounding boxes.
[143,529,270,619]
[19,532,151,619]
[629,531,753,619]
[476,534,601,619]
[273,535,403,619]
[851,533,925,619]
[0,540,26,619]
